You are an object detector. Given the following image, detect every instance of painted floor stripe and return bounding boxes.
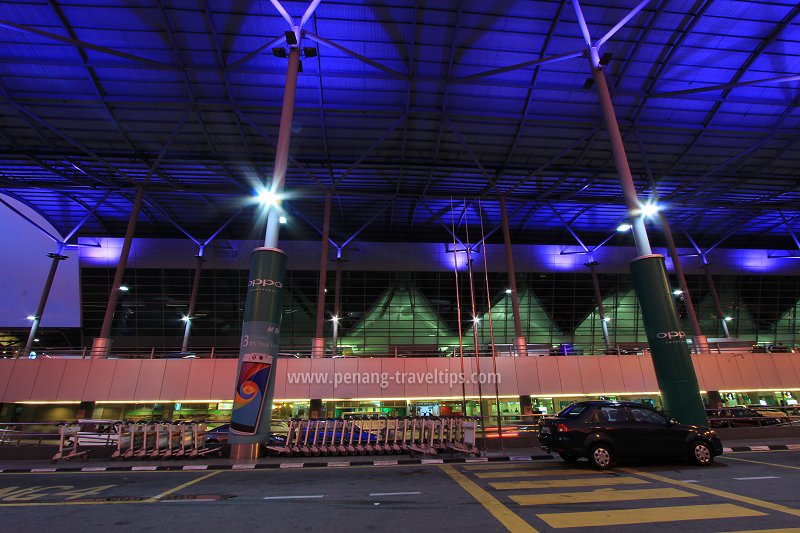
[475,468,604,479]
[749,446,771,451]
[232,464,256,470]
[463,463,550,471]
[538,503,765,528]
[31,468,57,473]
[369,491,422,497]
[465,457,489,463]
[327,462,350,468]
[421,459,443,464]
[622,468,800,518]
[491,476,648,490]
[512,487,696,506]
[734,476,779,480]
[132,466,158,471]
[374,460,398,466]
[509,456,533,462]
[263,495,324,500]
[279,463,304,469]
[440,465,538,533]
[182,465,208,471]
[787,444,800,450]
[81,467,108,472]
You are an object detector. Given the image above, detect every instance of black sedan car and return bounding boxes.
[539,401,723,469]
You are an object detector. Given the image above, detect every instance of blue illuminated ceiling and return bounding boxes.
[1,0,800,251]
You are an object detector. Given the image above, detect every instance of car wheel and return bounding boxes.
[588,444,614,469]
[558,452,579,463]
[689,441,714,466]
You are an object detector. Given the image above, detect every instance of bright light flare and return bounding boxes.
[616,223,632,232]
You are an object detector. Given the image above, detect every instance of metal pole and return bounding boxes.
[230,42,300,461]
[589,48,651,257]
[586,261,612,352]
[660,213,709,353]
[580,11,706,424]
[498,194,527,355]
[312,190,332,358]
[332,249,343,357]
[22,244,67,358]
[704,264,730,338]
[264,45,301,249]
[181,248,204,353]
[91,184,146,358]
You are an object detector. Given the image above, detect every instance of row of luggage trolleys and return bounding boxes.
[267,416,478,457]
[51,419,223,463]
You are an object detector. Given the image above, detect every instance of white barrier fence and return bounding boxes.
[267,416,478,457]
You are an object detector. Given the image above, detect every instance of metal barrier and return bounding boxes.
[266,416,478,457]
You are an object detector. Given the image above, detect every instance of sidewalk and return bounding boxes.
[1,436,798,474]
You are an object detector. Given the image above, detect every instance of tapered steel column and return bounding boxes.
[264,46,301,249]
[660,214,708,353]
[181,249,204,353]
[91,184,146,358]
[498,194,527,355]
[332,250,343,357]
[22,245,67,358]
[312,191,332,358]
[586,261,611,352]
[704,264,730,338]
[587,41,707,426]
[230,44,300,461]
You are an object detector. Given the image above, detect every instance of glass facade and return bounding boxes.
[80,268,800,354]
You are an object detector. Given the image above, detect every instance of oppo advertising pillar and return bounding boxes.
[229,247,287,460]
[630,254,708,427]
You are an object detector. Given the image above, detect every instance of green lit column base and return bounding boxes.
[630,255,708,427]
[229,247,287,456]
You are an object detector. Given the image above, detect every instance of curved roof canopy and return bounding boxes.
[1,0,800,251]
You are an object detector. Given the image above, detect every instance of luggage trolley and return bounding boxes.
[51,422,90,463]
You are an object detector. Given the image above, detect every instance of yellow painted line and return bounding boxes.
[475,469,604,478]
[538,503,764,528]
[725,455,800,471]
[462,463,553,471]
[511,487,696,505]
[491,476,647,490]
[0,500,148,507]
[439,464,538,533]
[148,470,222,502]
[622,468,800,518]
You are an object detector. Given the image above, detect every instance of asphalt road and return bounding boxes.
[1,451,799,532]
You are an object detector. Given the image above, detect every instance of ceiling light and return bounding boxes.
[640,203,660,218]
[673,289,683,295]
[616,223,632,232]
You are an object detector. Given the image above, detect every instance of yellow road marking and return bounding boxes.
[462,463,552,471]
[724,455,800,471]
[148,470,221,502]
[491,476,647,490]
[475,469,604,478]
[439,464,538,533]
[538,503,764,528]
[511,487,696,505]
[621,468,800,518]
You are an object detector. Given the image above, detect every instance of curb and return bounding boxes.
[723,444,800,453]
[0,454,555,474]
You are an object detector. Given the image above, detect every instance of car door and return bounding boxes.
[588,405,634,456]
[626,406,683,458]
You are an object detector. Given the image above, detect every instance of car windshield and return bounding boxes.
[557,404,588,418]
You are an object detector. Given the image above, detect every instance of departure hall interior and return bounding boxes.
[1,3,800,530]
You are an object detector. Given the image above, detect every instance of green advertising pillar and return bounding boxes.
[229,248,287,458]
[630,255,707,426]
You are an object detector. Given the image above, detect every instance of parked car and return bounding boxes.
[539,401,723,469]
[205,422,289,447]
[705,407,783,428]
